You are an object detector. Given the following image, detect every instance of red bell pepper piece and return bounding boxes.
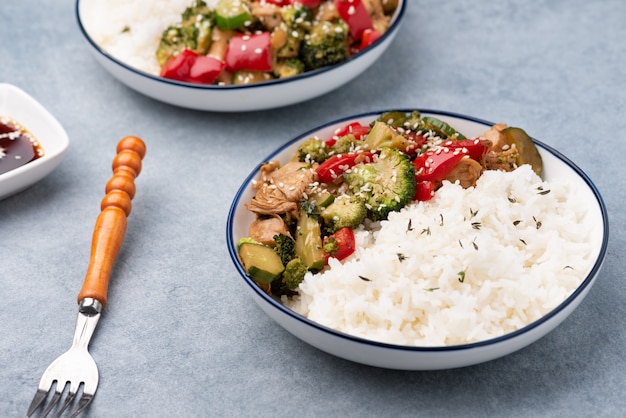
[354,28,382,52]
[334,0,374,41]
[413,148,468,182]
[160,49,225,84]
[323,227,356,262]
[326,121,370,146]
[160,49,197,81]
[225,32,273,72]
[316,152,374,183]
[414,180,435,201]
[443,138,491,161]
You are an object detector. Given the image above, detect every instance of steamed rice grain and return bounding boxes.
[283,165,596,346]
[81,0,218,75]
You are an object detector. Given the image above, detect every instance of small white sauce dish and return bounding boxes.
[0,84,69,200]
[75,0,406,112]
[226,109,609,370]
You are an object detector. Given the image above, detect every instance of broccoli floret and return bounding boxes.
[281,5,313,30]
[321,195,367,234]
[330,134,363,155]
[272,257,308,295]
[273,6,311,58]
[299,20,349,71]
[362,121,410,151]
[344,148,416,221]
[273,234,296,266]
[273,58,305,78]
[156,1,214,66]
[297,138,330,163]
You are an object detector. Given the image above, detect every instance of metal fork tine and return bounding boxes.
[69,393,94,418]
[26,389,49,417]
[40,388,63,418]
[52,390,76,418]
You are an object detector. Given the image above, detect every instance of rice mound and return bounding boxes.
[81,0,219,75]
[283,165,596,346]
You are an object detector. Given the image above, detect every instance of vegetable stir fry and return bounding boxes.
[238,110,543,295]
[156,0,399,85]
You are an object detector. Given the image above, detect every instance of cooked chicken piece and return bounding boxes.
[484,148,519,172]
[481,123,509,151]
[249,215,291,246]
[251,2,283,31]
[268,161,317,201]
[247,161,317,217]
[362,0,391,33]
[315,1,339,22]
[208,27,236,60]
[246,183,299,217]
[445,157,483,188]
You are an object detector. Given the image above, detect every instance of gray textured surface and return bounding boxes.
[2,0,625,417]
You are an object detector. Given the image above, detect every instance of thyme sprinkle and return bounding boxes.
[421,227,431,236]
[397,253,407,262]
[407,219,413,232]
[471,222,482,230]
[358,275,371,282]
[458,270,466,283]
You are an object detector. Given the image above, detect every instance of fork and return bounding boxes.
[27,136,146,418]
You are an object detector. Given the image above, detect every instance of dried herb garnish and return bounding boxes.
[358,275,371,282]
[471,222,482,230]
[397,253,407,262]
[407,219,413,232]
[513,220,522,226]
[458,270,466,283]
[421,227,431,236]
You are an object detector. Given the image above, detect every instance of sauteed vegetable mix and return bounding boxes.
[237,110,543,295]
[156,0,399,84]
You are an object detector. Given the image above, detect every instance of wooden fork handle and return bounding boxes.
[77,136,146,309]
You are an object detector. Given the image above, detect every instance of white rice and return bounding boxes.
[283,165,597,346]
[80,0,218,75]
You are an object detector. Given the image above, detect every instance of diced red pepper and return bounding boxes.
[315,151,374,183]
[413,148,468,182]
[225,32,273,72]
[323,227,356,263]
[160,49,225,84]
[443,138,491,161]
[327,121,371,147]
[334,0,374,40]
[414,181,435,201]
[354,28,382,52]
[160,49,197,81]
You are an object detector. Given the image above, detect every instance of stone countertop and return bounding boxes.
[1,0,625,416]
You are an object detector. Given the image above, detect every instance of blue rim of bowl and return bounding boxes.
[74,0,407,91]
[226,109,610,353]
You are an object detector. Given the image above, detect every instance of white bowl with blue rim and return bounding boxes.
[75,0,407,112]
[226,109,609,370]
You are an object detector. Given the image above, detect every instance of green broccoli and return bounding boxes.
[273,233,296,266]
[156,1,214,66]
[344,148,416,221]
[281,5,313,30]
[321,195,367,234]
[362,121,410,151]
[272,257,308,295]
[297,138,330,163]
[273,58,305,79]
[299,20,349,71]
[330,134,363,155]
